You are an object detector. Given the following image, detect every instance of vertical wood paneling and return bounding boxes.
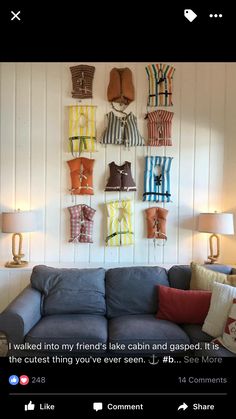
[0,271,10,311]
[15,64,31,259]
[119,62,137,263]
[73,151,91,264]
[20,271,31,290]
[44,64,61,261]
[30,63,46,262]
[0,64,16,262]
[90,63,106,263]
[163,62,180,264]
[60,63,76,263]
[222,64,236,264]
[208,63,225,212]
[134,64,148,263]
[0,62,233,271]
[192,64,210,262]
[8,271,22,303]
[178,63,196,264]
[104,63,121,264]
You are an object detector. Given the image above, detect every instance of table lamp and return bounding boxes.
[198,212,234,264]
[1,210,37,268]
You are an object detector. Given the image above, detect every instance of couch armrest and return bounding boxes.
[0,285,41,344]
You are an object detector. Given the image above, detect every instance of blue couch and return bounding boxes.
[0,264,235,357]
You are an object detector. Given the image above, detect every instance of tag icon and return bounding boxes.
[184,9,197,22]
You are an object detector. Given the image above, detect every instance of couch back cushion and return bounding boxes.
[168,264,233,290]
[105,266,169,318]
[31,265,106,316]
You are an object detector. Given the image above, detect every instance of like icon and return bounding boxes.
[20,375,29,385]
[9,375,19,385]
[24,401,35,411]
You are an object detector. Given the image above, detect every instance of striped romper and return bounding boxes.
[106,199,134,246]
[143,156,173,202]
[100,111,144,147]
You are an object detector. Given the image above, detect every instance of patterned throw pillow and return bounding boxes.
[202,282,236,337]
[212,298,236,354]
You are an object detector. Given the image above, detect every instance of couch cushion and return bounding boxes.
[25,314,108,350]
[168,264,233,290]
[168,265,192,290]
[109,314,190,354]
[31,265,106,315]
[106,266,169,318]
[181,324,212,344]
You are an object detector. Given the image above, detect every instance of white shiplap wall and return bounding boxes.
[222,64,236,265]
[0,63,234,270]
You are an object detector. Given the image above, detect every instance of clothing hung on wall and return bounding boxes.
[68,204,96,243]
[68,105,97,155]
[107,67,134,106]
[145,64,175,107]
[143,156,173,202]
[105,161,136,191]
[100,111,145,147]
[145,110,174,146]
[106,199,134,246]
[67,157,94,195]
[145,207,168,242]
[70,65,95,99]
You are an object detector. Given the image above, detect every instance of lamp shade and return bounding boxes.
[198,212,234,235]
[2,211,37,233]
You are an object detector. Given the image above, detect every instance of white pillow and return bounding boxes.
[202,282,236,337]
[212,298,236,354]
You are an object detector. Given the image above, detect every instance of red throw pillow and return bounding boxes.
[156,285,212,324]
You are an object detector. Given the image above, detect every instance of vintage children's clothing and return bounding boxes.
[106,200,134,246]
[146,110,174,146]
[100,111,144,147]
[145,207,168,241]
[145,64,175,107]
[68,105,96,155]
[70,65,95,99]
[67,157,94,195]
[107,67,134,105]
[68,204,96,243]
[105,161,136,191]
[143,156,173,202]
